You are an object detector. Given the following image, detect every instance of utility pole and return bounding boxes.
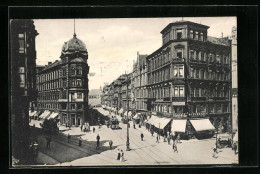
[126,72,131,151]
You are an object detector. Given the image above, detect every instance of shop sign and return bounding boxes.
[172,102,185,106]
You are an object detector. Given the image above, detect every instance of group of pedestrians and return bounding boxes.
[117,149,125,162]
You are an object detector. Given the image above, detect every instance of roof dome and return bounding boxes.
[62,34,87,52]
[60,34,88,58]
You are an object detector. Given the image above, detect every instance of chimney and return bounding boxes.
[48,62,52,65]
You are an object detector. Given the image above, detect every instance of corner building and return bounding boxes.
[146,21,232,134]
[36,33,89,126]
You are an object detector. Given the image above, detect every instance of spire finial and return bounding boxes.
[73,18,77,38]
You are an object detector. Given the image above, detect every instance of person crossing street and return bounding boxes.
[140,133,144,141]
[96,134,100,149]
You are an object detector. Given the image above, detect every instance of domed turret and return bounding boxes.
[60,34,88,58]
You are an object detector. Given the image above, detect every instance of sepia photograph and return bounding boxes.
[10,16,238,166]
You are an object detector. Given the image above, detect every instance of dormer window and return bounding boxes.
[177,29,182,39]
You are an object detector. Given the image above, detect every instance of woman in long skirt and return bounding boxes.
[120,150,124,162]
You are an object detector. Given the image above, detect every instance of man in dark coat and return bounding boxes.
[78,137,82,147]
[96,134,100,149]
[141,133,144,141]
[233,143,238,155]
[67,133,71,143]
[109,140,113,150]
[117,149,121,160]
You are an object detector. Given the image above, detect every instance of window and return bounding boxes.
[190,30,194,39]
[173,86,185,97]
[196,51,200,60]
[173,65,184,78]
[201,51,205,61]
[190,68,195,78]
[200,33,204,41]
[71,104,76,110]
[177,29,182,39]
[19,40,25,53]
[176,49,183,58]
[196,88,200,97]
[77,67,82,75]
[77,92,82,99]
[190,50,194,60]
[71,68,76,75]
[195,31,199,40]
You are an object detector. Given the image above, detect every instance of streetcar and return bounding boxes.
[109,118,120,129]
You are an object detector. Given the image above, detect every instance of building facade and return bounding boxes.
[89,89,102,107]
[146,21,232,133]
[132,52,148,113]
[10,19,38,162]
[36,33,89,126]
[231,26,238,131]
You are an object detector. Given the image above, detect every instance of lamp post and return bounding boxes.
[126,72,131,151]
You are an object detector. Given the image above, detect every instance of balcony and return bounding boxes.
[190,96,207,101]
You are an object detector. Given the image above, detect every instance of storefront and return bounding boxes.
[171,119,187,138]
[188,119,215,139]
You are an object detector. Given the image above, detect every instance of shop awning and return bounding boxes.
[29,111,37,117]
[152,117,172,129]
[190,119,215,131]
[233,131,238,142]
[39,110,51,119]
[47,112,59,120]
[171,119,187,133]
[118,108,124,114]
[146,115,157,124]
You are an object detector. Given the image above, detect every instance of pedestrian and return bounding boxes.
[163,135,167,142]
[80,124,83,131]
[156,134,159,143]
[67,133,71,143]
[212,148,218,158]
[233,142,238,155]
[167,136,171,145]
[117,149,121,160]
[78,137,82,147]
[96,134,100,149]
[109,140,113,150]
[120,150,124,162]
[133,123,136,129]
[93,127,95,133]
[173,142,178,153]
[47,137,52,149]
[139,124,141,128]
[141,133,144,141]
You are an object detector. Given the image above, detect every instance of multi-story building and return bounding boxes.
[10,19,38,162]
[132,52,148,113]
[231,26,238,131]
[36,32,90,127]
[146,20,232,134]
[121,73,132,111]
[89,89,102,107]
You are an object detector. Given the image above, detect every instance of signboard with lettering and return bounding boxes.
[172,102,185,106]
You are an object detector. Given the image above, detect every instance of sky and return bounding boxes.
[33,17,236,90]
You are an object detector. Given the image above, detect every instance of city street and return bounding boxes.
[29,107,238,166]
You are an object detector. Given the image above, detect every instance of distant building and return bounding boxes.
[89,89,102,107]
[36,32,90,127]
